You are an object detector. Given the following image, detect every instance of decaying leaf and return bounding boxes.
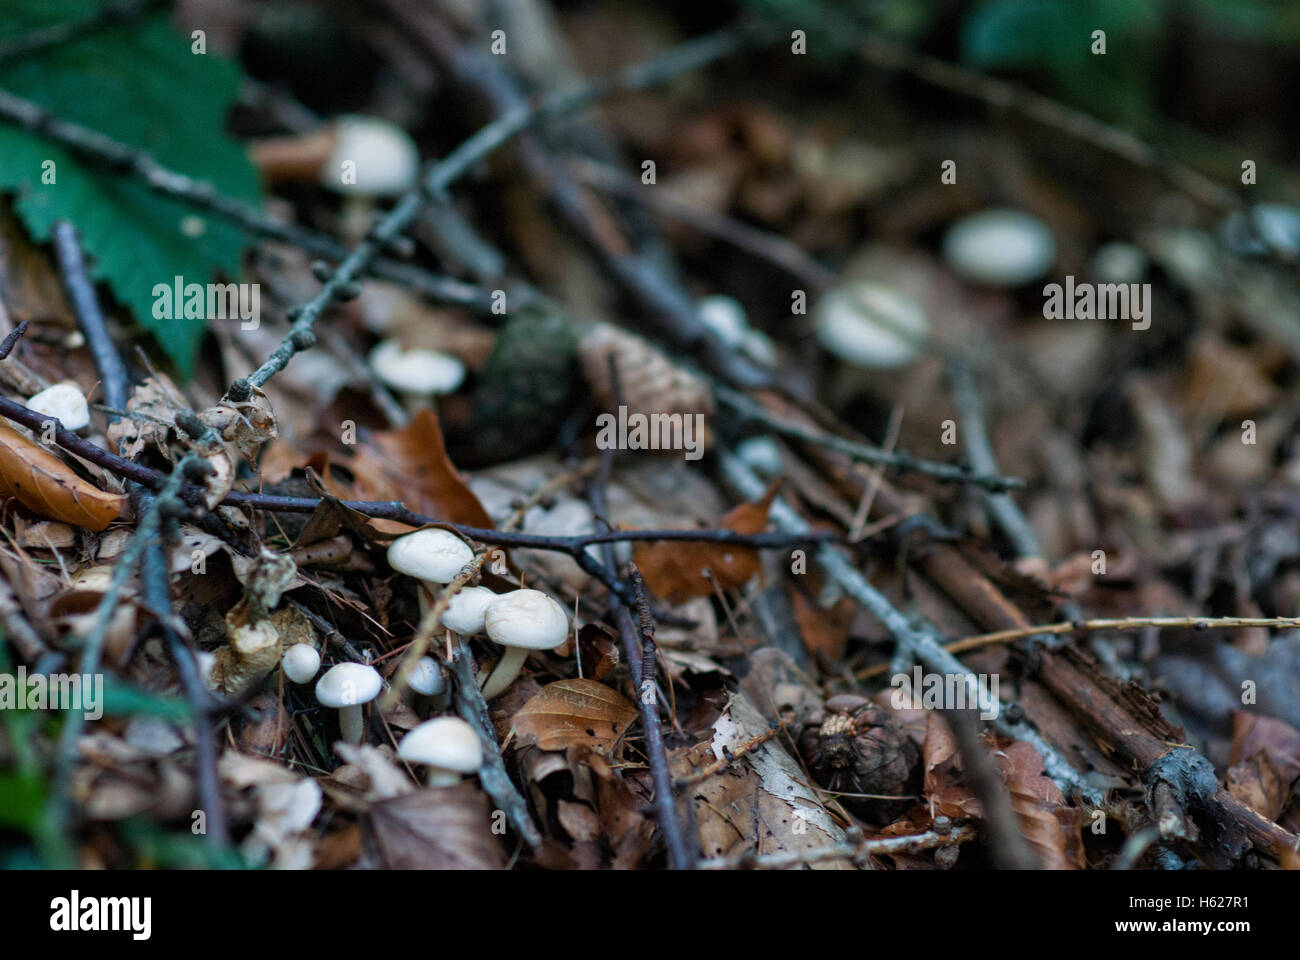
[992,739,1086,870]
[199,385,278,461]
[370,782,506,869]
[632,481,778,602]
[512,678,637,752]
[0,423,127,530]
[348,408,493,529]
[106,374,183,460]
[209,548,298,697]
[921,712,983,821]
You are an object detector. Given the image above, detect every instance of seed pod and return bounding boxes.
[798,693,920,823]
[578,324,714,450]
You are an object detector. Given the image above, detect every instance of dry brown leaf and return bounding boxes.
[632,481,778,603]
[199,385,278,461]
[1229,711,1300,784]
[348,408,492,529]
[921,712,982,820]
[992,739,1086,870]
[106,374,183,460]
[512,678,638,752]
[1226,751,1290,821]
[370,783,506,869]
[0,423,127,530]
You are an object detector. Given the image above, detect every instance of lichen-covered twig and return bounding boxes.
[697,823,977,870]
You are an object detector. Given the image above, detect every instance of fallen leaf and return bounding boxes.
[1226,750,1290,821]
[348,408,493,529]
[370,782,506,869]
[0,424,127,530]
[512,678,638,752]
[921,712,983,820]
[632,481,778,602]
[992,739,1086,870]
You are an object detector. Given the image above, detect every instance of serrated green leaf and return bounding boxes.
[0,0,260,375]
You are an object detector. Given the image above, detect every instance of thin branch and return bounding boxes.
[697,823,977,870]
[52,221,129,413]
[0,89,483,310]
[948,360,1040,557]
[715,386,1024,492]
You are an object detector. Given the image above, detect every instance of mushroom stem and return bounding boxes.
[481,645,529,700]
[339,704,365,745]
[427,767,461,787]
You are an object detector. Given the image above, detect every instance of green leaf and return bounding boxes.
[0,0,260,375]
[0,772,46,830]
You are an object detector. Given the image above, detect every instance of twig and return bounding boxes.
[947,360,1040,557]
[672,719,790,789]
[52,221,129,413]
[715,386,1023,492]
[56,221,230,851]
[0,0,165,62]
[944,707,1037,869]
[858,615,1300,678]
[0,89,483,310]
[0,320,29,360]
[697,823,977,870]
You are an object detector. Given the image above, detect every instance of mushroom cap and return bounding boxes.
[282,643,321,684]
[942,209,1056,288]
[387,528,474,584]
[697,295,748,347]
[315,662,383,707]
[440,585,497,636]
[484,589,569,650]
[28,382,90,430]
[813,281,929,369]
[408,656,446,696]
[322,114,420,197]
[368,340,465,395]
[397,716,482,771]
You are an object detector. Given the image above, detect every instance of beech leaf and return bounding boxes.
[512,678,638,752]
[0,424,127,531]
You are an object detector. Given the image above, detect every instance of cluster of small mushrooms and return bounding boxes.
[278,527,570,787]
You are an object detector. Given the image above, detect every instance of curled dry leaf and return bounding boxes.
[921,712,982,821]
[991,739,1086,870]
[106,374,182,460]
[347,408,493,530]
[0,423,127,530]
[512,678,638,752]
[632,480,778,603]
[199,385,278,461]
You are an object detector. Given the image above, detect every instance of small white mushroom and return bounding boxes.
[28,382,90,431]
[697,295,749,348]
[408,656,447,698]
[282,643,321,684]
[1090,242,1148,285]
[942,209,1056,287]
[368,340,465,399]
[440,585,497,637]
[315,662,383,745]
[480,589,570,699]
[387,529,475,614]
[735,435,784,476]
[321,115,420,242]
[397,716,483,786]
[813,281,929,369]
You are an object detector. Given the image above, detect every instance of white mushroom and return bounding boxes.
[282,643,321,684]
[368,340,465,400]
[480,589,570,699]
[387,529,475,614]
[322,115,421,243]
[697,295,748,348]
[28,382,90,431]
[397,716,482,786]
[408,656,446,698]
[315,662,383,745]
[942,209,1056,287]
[439,585,497,637]
[813,281,929,369]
